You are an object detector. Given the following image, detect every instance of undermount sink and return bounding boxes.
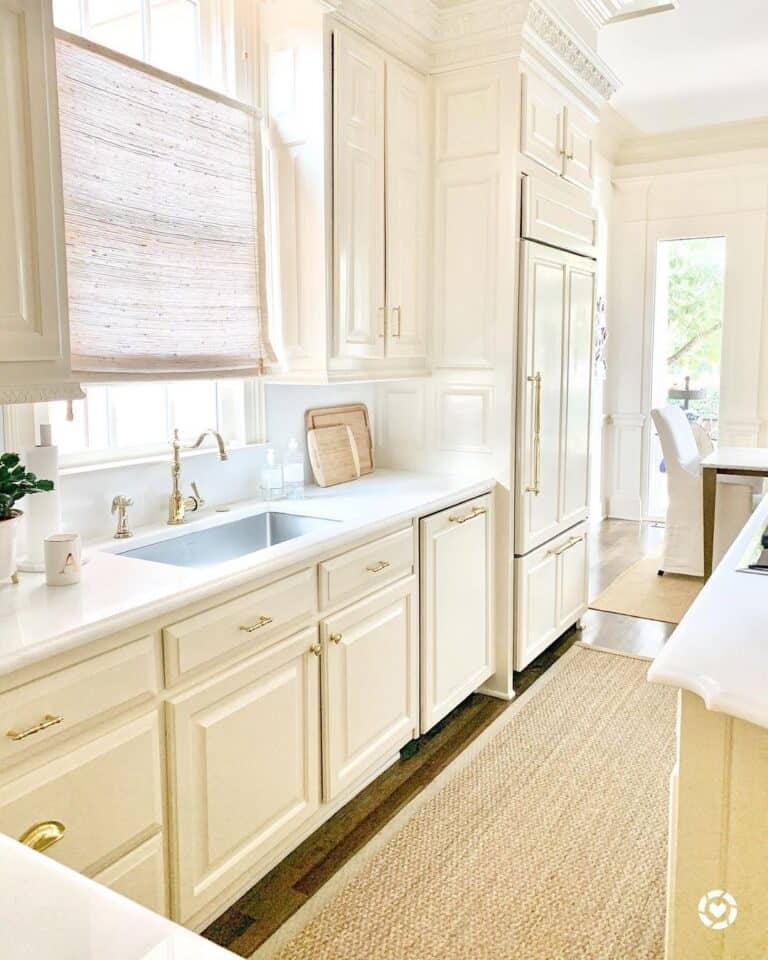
[117,512,340,568]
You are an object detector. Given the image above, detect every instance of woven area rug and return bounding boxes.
[257,647,677,960]
[590,550,703,624]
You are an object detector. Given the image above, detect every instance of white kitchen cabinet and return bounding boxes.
[515,241,595,555]
[93,833,167,915]
[385,58,430,361]
[333,25,386,360]
[514,521,588,670]
[520,70,595,191]
[167,628,321,922]
[321,577,418,800]
[420,494,494,733]
[0,0,79,403]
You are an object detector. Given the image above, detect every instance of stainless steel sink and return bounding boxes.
[117,512,340,568]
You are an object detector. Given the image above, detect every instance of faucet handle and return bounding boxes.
[111,495,134,539]
[190,482,205,507]
[111,494,133,513]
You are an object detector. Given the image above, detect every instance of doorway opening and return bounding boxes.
[647,236,726,521]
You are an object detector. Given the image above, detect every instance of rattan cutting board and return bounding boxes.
[307,425,361,487]
[305,403,374,475]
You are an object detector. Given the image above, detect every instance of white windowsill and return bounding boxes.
[59,442,267,477]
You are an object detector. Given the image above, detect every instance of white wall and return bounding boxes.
[604,154,768,520]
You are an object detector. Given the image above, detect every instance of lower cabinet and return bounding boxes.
[167,627,321,922]
[419,494,494,733]
[514,521,588,670]
[93,833,167,915]
[321,577,419,801]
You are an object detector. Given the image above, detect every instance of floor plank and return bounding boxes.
[202,518,667,956]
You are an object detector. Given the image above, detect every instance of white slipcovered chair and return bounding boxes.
[651,405,755,576]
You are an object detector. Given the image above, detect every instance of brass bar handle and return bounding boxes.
[547,535,584,558]
[6,714,64,742]
[392,306,402,338]
[329,633,343,645]
[366,560,391,574]
[19,821,66,853]
[448,506,487,525]
[525,372,542,495]
[309,643,322,657]
[239,615,273,633]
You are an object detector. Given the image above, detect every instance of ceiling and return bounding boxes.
[598,0,768,133]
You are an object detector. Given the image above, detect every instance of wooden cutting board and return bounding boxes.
[307,425,361,487]
[305,404,374,475]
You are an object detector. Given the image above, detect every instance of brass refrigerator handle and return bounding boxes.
[525,372,542,495]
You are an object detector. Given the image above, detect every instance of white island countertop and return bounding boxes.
[0,835,234,960]
[0,471,494,678]
[648,492,768,729]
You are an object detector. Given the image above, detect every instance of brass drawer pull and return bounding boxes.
[19,821,66,853]
[448,506,487,525]
[366,560,391,574]
[240,615,273,633]
[309,643,322,657]
[329,633,343,645]
[547,535,584,558]
[6,714,64,742]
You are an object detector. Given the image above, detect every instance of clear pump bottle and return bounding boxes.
[283,438,305,499]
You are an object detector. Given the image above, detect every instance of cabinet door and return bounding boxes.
[420,495,494,733]
[557,528,588,629]
[167,628,320,922]
[385,59,429,361]
[560,260,595,530]
[332,26,386,360]
[514,545,558,671]
[516,241,566,554]
[520,71,564,176]
[562,104,594,190]
[93,833,167,916]
[322,577,418,800]
[0,0,73,398]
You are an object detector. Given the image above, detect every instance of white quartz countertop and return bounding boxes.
[0,835,234,959]
[648,492,768,729]
[0,471,493,678]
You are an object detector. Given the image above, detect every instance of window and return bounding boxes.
[33,379,264,468]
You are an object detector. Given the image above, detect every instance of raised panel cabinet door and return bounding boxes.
[167,628,321,923]
[516,241,566,555]
[562,104,594,190]
[520,71,564,177]
[560,260,595,530]
[385,58,429,361]
[514,546,558,671]
[420,494,494,733]
[332,25,386,359]
[556,526,588,631]
[321,577,418,800]
[0,0,72,393]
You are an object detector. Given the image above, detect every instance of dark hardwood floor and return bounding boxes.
[203,518,671,957]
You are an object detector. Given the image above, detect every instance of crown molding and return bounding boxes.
[323,0,437,72]
[573,0,676,28]
[0,382,85,406]
[523,0,619,103]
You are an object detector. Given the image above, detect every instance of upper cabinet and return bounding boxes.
[520,70,594,192]
[0,0,79,403]
[261,3,431,382]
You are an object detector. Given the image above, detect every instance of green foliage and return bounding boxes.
[0,452,55,521]
[665,237,726,381]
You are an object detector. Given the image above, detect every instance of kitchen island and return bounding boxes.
[649,493,768,960]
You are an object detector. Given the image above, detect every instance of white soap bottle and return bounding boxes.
[283,438,305,499]
[260,447,283,501]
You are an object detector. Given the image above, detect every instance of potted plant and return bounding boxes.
[0,453,55,583]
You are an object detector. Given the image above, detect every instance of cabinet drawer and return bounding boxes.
[0,711,163,877]
[164,567,316,684]
[93,833,167,915]
[318,527,414,610]
[521,174,597,258]
[0,637,158,766]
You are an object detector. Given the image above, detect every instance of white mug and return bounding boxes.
[44,533,82,586]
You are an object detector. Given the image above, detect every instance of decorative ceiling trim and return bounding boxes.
[525,0,619,101]
[574,0,677,28]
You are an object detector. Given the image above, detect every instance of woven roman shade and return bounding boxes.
[55,33,275,377]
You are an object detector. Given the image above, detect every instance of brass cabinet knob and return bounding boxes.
[19,821,66,853]
[309,643,322,657]
[329,633,343,645]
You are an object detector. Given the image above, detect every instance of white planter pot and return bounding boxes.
[0,511,22,582]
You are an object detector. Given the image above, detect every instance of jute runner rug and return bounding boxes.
[258,647,677,960]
